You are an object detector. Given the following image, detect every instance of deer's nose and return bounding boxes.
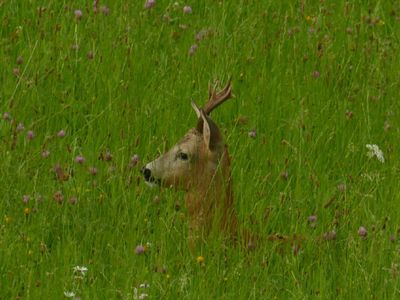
[141,167,152,182]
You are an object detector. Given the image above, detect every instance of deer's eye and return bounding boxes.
[177,152,189,161]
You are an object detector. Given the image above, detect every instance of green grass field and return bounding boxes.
[1,1,399,299]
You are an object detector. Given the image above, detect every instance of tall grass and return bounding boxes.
[1,1,399,298]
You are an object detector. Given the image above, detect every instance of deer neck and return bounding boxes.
[185,146,237,241]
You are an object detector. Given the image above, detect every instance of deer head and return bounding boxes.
[142,80,233,191]
[142,79,237,243]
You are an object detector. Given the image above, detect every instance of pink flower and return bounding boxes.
[74,9,83,20]
[358,226,368,238]
[3,112,11,121]
[135,245,145,255]
[23,195,30,204]
[57,129,66,138]
[26,130,35,140]
[312,70,320,78]
[100,5,110,15]
[16,123,25,132]
[144,0,155,9]
[130,154,140,167]
[183,6,192,14]
[188,44,198,56]
[308,215,317,223]
[75,155,85,164]
[248,129,257,138]
[41,150,50,158]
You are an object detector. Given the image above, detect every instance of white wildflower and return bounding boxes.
[64,291,76,298]
[73,265,88,276]
[139,293,149,300]
[366,144,385,163]
[139,282,150,288]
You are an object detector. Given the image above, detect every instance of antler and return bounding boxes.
[202,78,233,115]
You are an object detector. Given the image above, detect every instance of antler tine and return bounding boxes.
[203,78,232,115]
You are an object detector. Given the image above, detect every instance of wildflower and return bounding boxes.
[308,215,317,223]
[345,110,354,119]
[26,130,35,140]
[195,29,211,42]
[41,150,50,158]
[104,151,113,161]
[88,166,97,176]
[93,0,99,12]
[69,196,78,205]
[183,6,192,14]
[312,70,320,78]
[248,129,256,138]
[75,155,85,164]
[87,51,94,60]
[16,56,24,65]
[53,191,64,204]
[139,282,150,288]
[129,154,139,167]
[71,44,79,51]
[366,144,384,163]
[36,194,44,203]
[16,123,25,132]
[5,216,12,224]
[64,291,76,298]
[358,226,368,238]
[74,9,83,20]
[13,68,20,77]
[292,244,301,256]
[24,207,31,215]
[323,230,336,241]
[100,5,110,15]
[73,266,88,276]
[196,256,205,265]
[3,112,11,121]
[23,195,30,204]
[337,183,346,192]
[139,293,148,300]
[247,240,256,251]
[57,129,66,138]
[135,245,145,255]
[280,171,288,180]
[144,0,156,9]
[389,234,396,242]
[54,164,69,181]
[188,44,198,56]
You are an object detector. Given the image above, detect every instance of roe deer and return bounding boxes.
[142,79,239,246]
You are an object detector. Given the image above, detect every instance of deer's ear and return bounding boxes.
[191,101,201,118]
[200,110,221,151]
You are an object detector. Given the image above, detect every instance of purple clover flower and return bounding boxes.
[144,0,155,9]
[75,155,85,164]
[57,129,66,138]
[358,226,368,238]
[74,9,83,20]
[135,245,145,255]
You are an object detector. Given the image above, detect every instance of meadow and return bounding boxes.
[1,1,399,299]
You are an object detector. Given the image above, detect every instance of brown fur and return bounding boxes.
[142,80,239,247]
